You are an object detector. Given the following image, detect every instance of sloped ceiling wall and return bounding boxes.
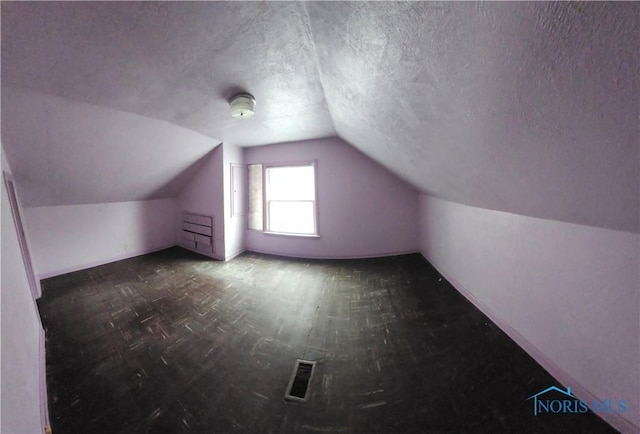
[1,2,637,232]
[1,87,217,206]
[307,2,638,233]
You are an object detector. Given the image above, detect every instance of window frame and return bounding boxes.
[247,163,264,231]
[248,160,320,238]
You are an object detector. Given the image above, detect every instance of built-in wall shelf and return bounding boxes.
[181,212,214,258]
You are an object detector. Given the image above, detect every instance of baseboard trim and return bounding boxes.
[37,243,178,280]
[243,248,420,260]
[39,327,49,430]
[421,253,638,434]
[178,244,222,261]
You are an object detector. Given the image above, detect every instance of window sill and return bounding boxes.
[263,231,321,239]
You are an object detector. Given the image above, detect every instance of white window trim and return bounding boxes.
[249,160,320,237]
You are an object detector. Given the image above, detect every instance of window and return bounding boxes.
[248,162,318,236]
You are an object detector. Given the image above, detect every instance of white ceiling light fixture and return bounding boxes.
[229,93,256,119]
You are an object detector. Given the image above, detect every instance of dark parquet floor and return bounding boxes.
[38,247,617,434]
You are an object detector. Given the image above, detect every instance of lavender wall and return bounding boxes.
[419,194,639,432]
[244,137,419,259]
[222,143,245,260]
[23,199,177,279]
[1,146,46,433]
[177,147,225,260]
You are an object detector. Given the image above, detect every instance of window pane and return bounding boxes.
[247,164,263,230]
[267,201,315,234]
[266,166,315,201]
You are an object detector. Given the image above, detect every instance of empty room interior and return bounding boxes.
[1,2,638,434]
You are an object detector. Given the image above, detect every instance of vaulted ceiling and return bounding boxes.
[1,2,638,232]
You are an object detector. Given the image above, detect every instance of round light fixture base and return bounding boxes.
[229,93,256,119]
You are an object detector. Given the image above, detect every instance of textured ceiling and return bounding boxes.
[306,1,638,233]
[1,1,334,146]
[1,2,638,232]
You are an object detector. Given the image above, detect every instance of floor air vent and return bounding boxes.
[284,359,316,402]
